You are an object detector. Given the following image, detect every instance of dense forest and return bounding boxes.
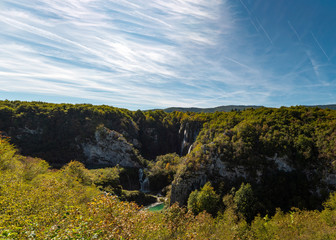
[0,100,336,238]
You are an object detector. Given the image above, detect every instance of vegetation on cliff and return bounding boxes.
[1,100,336,238]
[0,136,335,239]
[172,106,336,215]
[0,100,205,164]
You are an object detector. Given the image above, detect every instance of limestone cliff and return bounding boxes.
[169,150,336,207]
[81,126,141,168]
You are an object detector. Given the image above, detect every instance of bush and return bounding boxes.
[61,161,93,185]
[90,167,121,193]
[234,183,257,222]
[187,182,220,216]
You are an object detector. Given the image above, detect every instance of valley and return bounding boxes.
[0,100,336,238]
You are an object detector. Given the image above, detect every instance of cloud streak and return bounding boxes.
[0,0,335,109]
[311,31,329,61]
[0,0,257,109]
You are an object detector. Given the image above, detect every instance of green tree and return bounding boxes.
[187,182,220,216]
[234,183,257,222]
[61,161,93,185]
[187,190,199,215]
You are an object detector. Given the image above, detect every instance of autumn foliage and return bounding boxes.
[0,137,335,239]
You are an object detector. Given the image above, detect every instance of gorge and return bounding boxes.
[0,100,336,214]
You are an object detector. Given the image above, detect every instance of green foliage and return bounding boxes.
[90,166,121,193]
[147,153,181,191]
[187,190,200,214]
[0,137,23,171]
[2,101,336,238]
[22,157,49,181]
[179,106,336,213]
[234,183,257,222]
[61,160,93,185]
[250,208,336,239]
[0,101,140,166]
[321,192,336,226]
[0,137,335,239]
[189,106,336,167]
[187,182,220,216]
[0,137,100,239]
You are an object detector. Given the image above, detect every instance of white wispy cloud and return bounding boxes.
[0,0,242,108]
[1,0,328,109]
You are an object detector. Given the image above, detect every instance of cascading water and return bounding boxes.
[187,143,194,154]
[180,129,188,156]
[139,169,150,193]
[179,122,201,156]
[142,177,149,193]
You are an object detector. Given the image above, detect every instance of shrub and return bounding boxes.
[234,183,257,222]
[187,182,220,216]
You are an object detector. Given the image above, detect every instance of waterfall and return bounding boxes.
[139,169,150,193]
[179,122,200,156]
[142,177,150,193]
[180,129,188,156]
[139,168,143,183]
[187,143,194,154]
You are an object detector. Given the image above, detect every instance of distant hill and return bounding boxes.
[306,104,336,110]
[160,105,264,113]
[154,104,336,113]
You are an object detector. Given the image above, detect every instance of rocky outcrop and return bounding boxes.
[82,126,141,168]
[9,128,41,143]
[212,158,248,179]
[322,171,336,188]
[170,172,207,206]
[266,153,293,172]
[169,150,336,206]
[169,159,249,206]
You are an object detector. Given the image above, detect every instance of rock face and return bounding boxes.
[170,152,255,206]
[82,127,141,168]
[137,119,203,160]
[170,172,207,205]
[266,153,293,172]
[170,162,245,206]
[169,151,336,206]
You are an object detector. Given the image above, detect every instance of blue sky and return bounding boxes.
[0,0,336,110]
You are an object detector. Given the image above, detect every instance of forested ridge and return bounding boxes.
[159,104,336,113]
[0,100,336,239]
